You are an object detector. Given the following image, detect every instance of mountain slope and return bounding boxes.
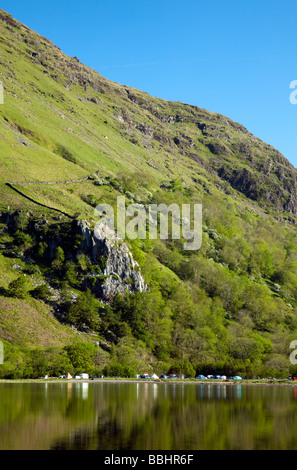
[1,8,296,220]
[1,9,297,379]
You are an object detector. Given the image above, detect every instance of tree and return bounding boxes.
[51,246,65,271]
[8,275,31,299]
[103,363,136,378]
[37,241,48,261]
[13,230,33,251]
[44,347,74,376]
[29,348,49,378]
[63,261,80,288]
[170,359,195,377]
[13,212,29,231]
[64,343,98,374]
[66,289,100,329]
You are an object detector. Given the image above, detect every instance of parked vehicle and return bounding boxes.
[80,373,89,379]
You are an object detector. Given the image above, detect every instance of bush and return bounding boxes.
[64,343,98,375]
[51,246,65,271]
[103,363,136,378]
[8,275,31,299]
[24,264,41,276]
[30,283,52,301]
[55,144,78,164]
[66,289,100,329]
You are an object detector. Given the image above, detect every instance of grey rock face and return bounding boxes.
[76,220,147,302]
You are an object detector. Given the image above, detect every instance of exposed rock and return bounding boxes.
[12,264,22,270]
[76,220,147,302]
[217,164,297,214]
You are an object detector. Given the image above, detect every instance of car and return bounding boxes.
[160,375,169,379]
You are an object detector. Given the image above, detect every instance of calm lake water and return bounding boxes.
[1,381,297,450]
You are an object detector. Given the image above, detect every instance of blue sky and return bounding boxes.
[2,0,297,166]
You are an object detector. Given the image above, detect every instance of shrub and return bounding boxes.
[30,283,52,301]
[55,144,78,164]
[66,289,100,329]
[8,275,31,299]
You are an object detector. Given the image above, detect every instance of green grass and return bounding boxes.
[0,295,88,348]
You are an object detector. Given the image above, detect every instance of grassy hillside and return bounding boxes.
[1,9,297,379]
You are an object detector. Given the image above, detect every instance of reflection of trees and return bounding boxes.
[52,383,297,450]
[2,383,297,450]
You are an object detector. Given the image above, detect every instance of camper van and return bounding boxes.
[80,373,89,380]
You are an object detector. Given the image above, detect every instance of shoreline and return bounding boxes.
[0,378,297,386]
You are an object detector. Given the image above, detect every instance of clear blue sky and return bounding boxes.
[2,0,297,166]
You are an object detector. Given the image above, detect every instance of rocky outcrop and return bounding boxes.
[217,164,297,214]
[76,220,147,302]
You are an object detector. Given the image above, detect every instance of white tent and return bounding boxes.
[151,373,159,379]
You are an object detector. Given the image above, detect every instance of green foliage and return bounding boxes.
[8,275,31,299]
[30,283,52,301]
[2,12,297,380]
[63,261,81,288]
[55,143,78,165]
[51,246,65,271]
[13,230,33,251]
[24,264,41,276]
[103,363,136,378]
[76,253,91,271]
[0,341,33,379]
[64,343,98,375]
[0,341,104,379]
[80,193,100,207]
[13,212,29,231]
[66,289,100,330]
[37,241,48,261]
[169,359,196,377]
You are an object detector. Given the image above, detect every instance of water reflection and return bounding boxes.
[0,382,297,450]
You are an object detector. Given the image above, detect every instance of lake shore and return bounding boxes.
[0,377,297,386]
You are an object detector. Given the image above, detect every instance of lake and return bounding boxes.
[1,381,297,450]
